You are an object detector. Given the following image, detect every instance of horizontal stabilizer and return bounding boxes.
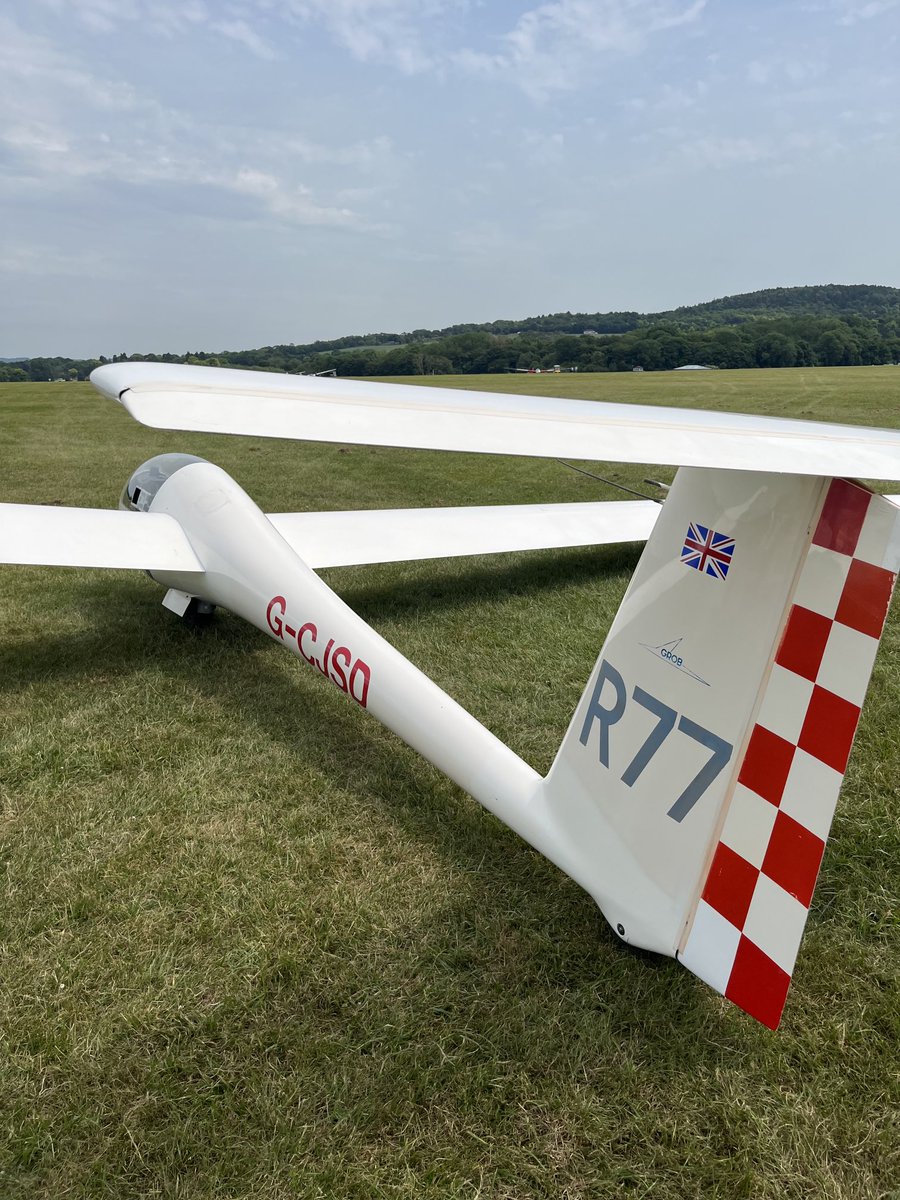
[267,500,660,568]
[91,362,900,479]
[0,504,204,571]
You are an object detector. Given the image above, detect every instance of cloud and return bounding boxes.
[620,80,709,113]
[0,15,388,229]
[35,0,465,72]
[261,0,481,74]
[230,167,357,225]
[31,0,711,87]
[801,0,900,23]
[456,0,709,97]
[34,0,141,34]
[833,0,900,23]
[212,18,277,60]
[676,134,776,169]
[519,128,566,166]
[0,241,118,279]
[34,0,210,36]
[747,56,828,88]
[652,126,850,176]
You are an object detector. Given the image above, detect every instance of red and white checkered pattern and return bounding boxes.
[680,479,900,1029]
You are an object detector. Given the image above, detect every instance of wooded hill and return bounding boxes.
[6,284,900,382]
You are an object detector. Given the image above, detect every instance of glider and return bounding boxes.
[4,361,900,1031]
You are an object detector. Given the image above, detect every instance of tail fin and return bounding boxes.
[543,469,899,1028]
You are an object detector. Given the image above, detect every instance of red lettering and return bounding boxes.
[273,591,372,707]
[266,595,286,639]
[318,637,334,679]
[297,622,318,665]
[330,646,351,693]
[349,659,371,708]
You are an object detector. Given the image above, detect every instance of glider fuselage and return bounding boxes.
[145,458,549,849]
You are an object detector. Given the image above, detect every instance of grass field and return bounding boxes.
[1,367,899,1198]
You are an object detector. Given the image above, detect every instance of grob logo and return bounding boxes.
[639,637,709,687]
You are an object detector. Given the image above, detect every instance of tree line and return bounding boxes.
[4,312,900,384]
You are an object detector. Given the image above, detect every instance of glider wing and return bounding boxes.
[0,504,204,571]
[267,500,660,568]
[91,362,900,480]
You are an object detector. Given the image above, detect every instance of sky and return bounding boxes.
[2,0,899,358]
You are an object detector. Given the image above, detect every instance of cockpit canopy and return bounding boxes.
[119,453,207,513]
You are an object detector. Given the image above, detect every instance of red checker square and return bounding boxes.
[761,810,826,908]
[701,842,760,930]
[812,478,870,557]
[834,558,896,639]
[797,685,861,774]
[737,725,796,806]
[775,605,833,682]
[725,936,792,1030]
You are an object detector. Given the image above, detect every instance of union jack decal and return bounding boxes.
[681,522,735,580]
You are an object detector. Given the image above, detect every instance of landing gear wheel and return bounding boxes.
[183,598,217,630]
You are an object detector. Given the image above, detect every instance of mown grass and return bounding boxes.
[1,367,899,1198]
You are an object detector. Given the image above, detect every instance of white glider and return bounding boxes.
[4,359,900,1032]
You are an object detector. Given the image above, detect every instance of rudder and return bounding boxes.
[679,478,900,1028]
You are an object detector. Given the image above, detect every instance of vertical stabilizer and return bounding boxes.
[542,470,899,1027]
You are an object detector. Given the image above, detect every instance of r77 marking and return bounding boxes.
[579,659,733,821]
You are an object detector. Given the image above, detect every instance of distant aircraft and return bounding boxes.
[3,361,900,1030]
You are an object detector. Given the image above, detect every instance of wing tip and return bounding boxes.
[90,363,128,403]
